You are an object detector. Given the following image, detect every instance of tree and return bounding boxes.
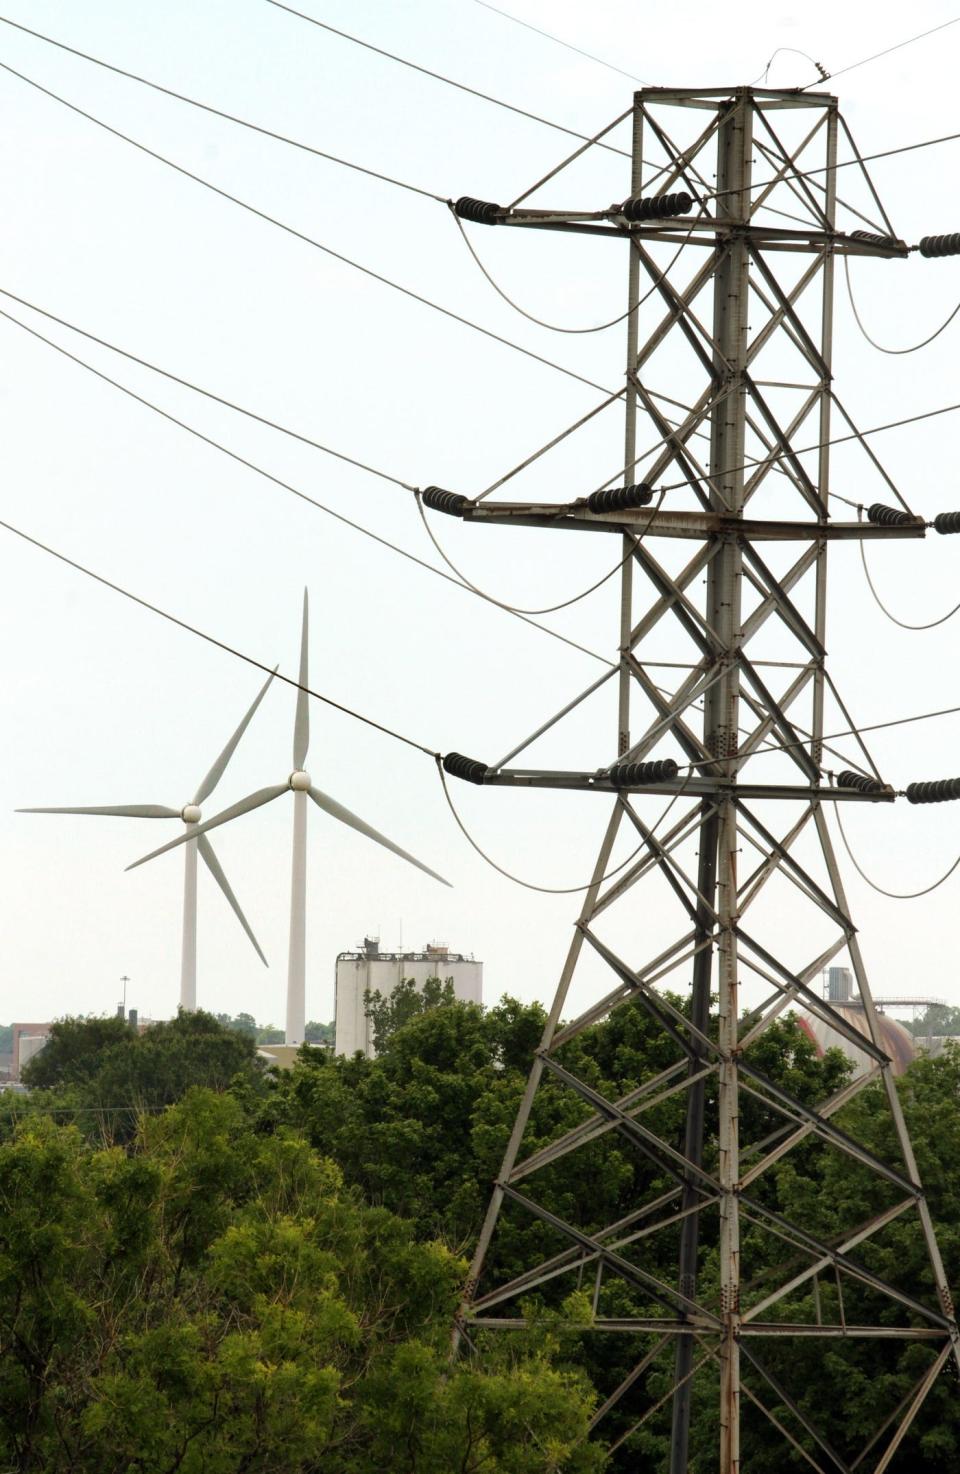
[904,1003,960,1037]
[0,1091,603,1473]
[19,1014,132,1090]
[363,974,457,1054]
[22,1011,260,1123]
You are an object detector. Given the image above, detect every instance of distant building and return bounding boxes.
[334,937,482,1057]
[796,968,919,1078]
[796,1005,916,1078]
[11,1022,54,1081]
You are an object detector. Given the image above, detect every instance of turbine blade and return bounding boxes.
[194,666,278,805]
[126,785,288,871]
[16,803,179,819]
[307,785,451,887]
[198,834,268,967]
[293,588,310,769]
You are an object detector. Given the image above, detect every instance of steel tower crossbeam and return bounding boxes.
[448,84,959,1472]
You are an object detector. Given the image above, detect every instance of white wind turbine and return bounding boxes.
[18,668,276,1010]
[128,590,450,1046]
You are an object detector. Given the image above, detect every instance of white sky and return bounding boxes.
[2,0,959,1030]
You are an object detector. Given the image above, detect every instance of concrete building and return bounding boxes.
[11,1022,54,1081]
[334,937,482,1057]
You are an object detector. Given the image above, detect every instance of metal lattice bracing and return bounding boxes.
[447,87,960,1473]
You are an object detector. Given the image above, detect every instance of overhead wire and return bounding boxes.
[653,396,960,497]
[0,56,615,399]
[0,511,436,758]
[707,124,960,203]
[14,45,931,515]
[834,806,960,899]
[17,5,959,291]
[0,226,710,536]
[10,16,960,922]
[416,489,665,616]
[507,105,633,210]
[265,0,631,159]
[0,7,638,222]
[0,303,615,671]
[0,286,416,492]
[473,0,648,85]
[437,759,690,894]
[844,255,960,355]
[452,206,704,336]
[0,12,446,202]
[858,524,960,631]
[801,13,960,89]
[751,47,825,86]
[702,703,960,762]
[452,210,634,334]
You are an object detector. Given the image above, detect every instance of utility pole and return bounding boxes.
[442,84,960,1471]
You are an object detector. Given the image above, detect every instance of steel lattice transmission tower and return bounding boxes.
[438,86,960,1472]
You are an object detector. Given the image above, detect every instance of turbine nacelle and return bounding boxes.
[289,770,311,792]
[181,803,202,824]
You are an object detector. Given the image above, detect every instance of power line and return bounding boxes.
[266,1,632,159]
[657,396,960,496]
[0,57,614,399]
[751,47,826,87]
[0,12,445,202]
[774,703,960,754]
[0,510,437,758]
[0,303,614,671]
[18,5,954,253]
[416,489,665,616]
[834,806,960,899]
[708,125,960,203]
[15,262,960,600]
[508,105,634,208]
[452,207,702,335]
[802,14,960,89]
[452,210,631,334]
[437,758,688,894]
[16,51,923,502]
[859,537,960,631]
[844,256,960,355]
[0,285,416,492]
[473,0,648,86]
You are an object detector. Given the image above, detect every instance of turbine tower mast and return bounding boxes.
[439,84,960,1470]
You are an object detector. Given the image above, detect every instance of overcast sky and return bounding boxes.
[2,0,959,1031]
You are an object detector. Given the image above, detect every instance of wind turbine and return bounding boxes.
[128,590,450,1046]
[18,668,276,1010]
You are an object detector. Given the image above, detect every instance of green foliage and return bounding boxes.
[0,1091,600,1473]
[364,974,457,1054]
[903,1002,960,1037]
[8,987,960,1471]
[268,995,547,1249]
[20,1014,132,1090]
[21,1011,261,1123]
